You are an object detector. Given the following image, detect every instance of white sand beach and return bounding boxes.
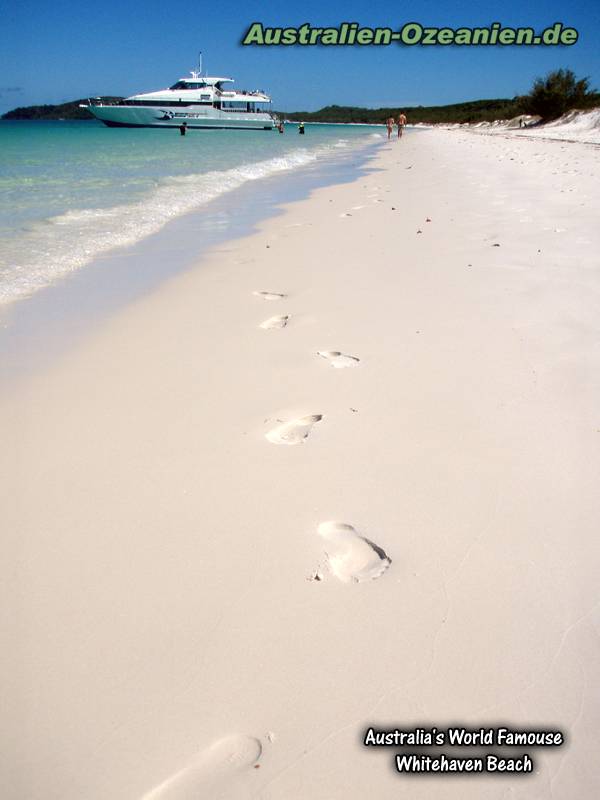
[438,107,600,145]
[2,130,600,799]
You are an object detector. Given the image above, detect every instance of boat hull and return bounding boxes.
[88,103,275,130]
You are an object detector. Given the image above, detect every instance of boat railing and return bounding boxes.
[85,98,121,107]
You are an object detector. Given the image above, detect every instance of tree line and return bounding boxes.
[3,71,597,124]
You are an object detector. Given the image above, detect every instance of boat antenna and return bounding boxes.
[198,50,203,76]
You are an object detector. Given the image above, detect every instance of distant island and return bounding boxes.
[4,92,599,124]
[282,98,522,124]
[1,97,523,124]
[1,99,123,120]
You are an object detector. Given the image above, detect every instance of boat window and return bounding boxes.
[170,81,209,90]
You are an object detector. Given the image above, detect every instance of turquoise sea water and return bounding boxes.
[0,120,382,305]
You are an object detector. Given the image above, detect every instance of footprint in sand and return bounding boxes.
[317,351,360,369]
[142,734,262,799]
[265,414,323,446]
[260,315,290,330]
[317,521,391,583]
[253,291,286,301]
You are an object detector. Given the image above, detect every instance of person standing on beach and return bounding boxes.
[386,117,394,140]
[179,122,187,136]
[397,112,407,138]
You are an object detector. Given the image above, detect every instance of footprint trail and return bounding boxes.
[317,521,391,583]
[265,414,323,446]
[260,315,290,330]
[253,291,286,301]
[317,351,360,369]
[142,734,262,800]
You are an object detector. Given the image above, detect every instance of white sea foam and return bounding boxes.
[0,137,376,306]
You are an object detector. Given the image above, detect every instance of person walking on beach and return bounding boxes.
[386,116,394,140]
[397,112,407,138]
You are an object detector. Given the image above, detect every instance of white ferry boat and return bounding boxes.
[83,68,275,130]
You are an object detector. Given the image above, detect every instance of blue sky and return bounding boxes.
[1,0,599,114]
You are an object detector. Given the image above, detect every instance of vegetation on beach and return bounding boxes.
[281,98,522,124]
[1,97,524,124]
[282,71,598,124]
[518,69,597,121]
[2,71,597,124]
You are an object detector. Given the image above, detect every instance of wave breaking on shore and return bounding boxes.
[0,136,377,307]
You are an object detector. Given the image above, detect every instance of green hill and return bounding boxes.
[1,98,122,120]
[5,94,598,124]
[278,98,522,125]
[2,96,517,123]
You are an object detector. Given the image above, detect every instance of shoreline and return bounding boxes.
[2,130,599,799]
[0,135,382,385]
[0,121,384,312]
